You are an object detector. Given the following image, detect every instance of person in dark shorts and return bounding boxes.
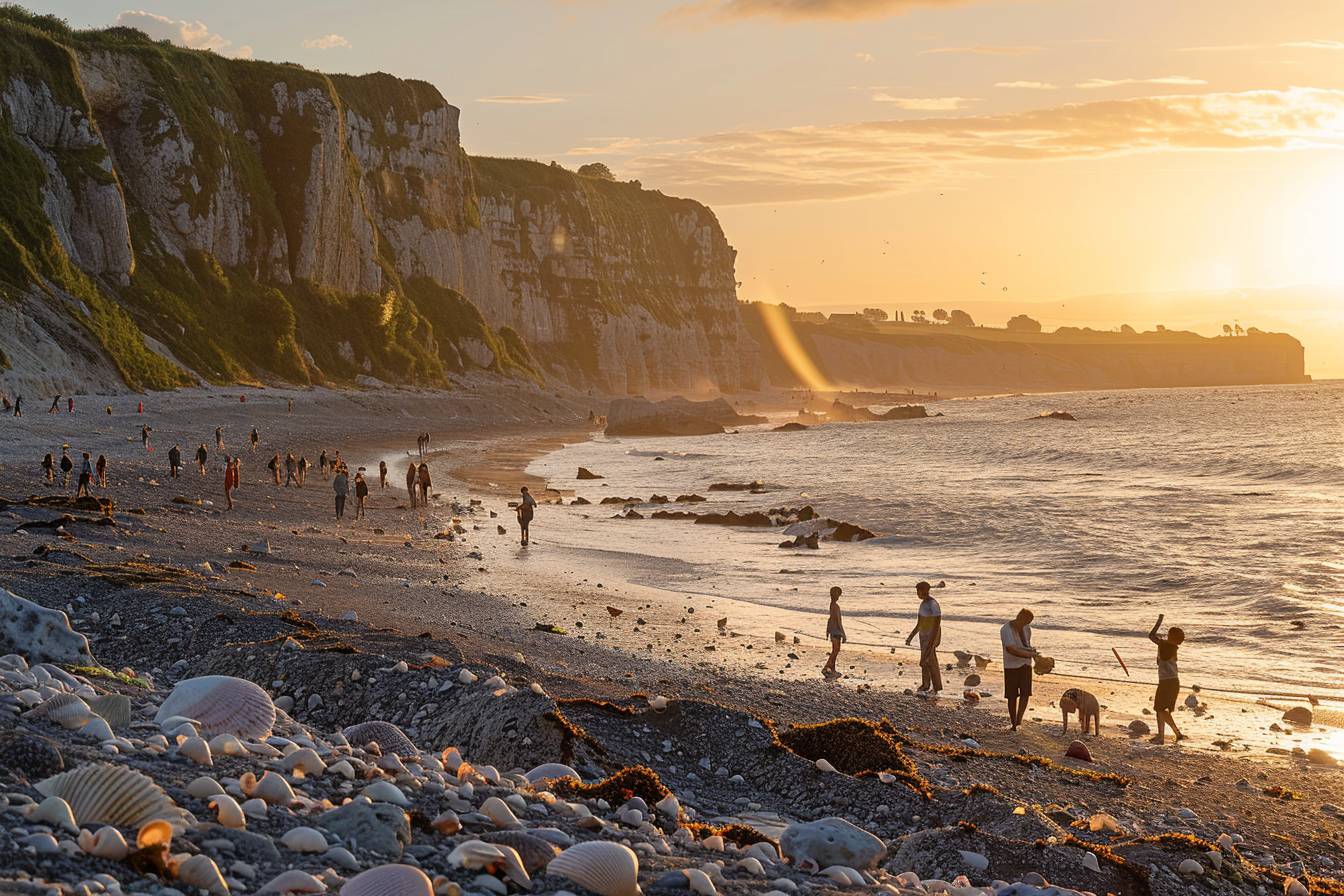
[405,461,418,506]
[823,586,845,676]
[417,462,431,506]
[1148,614,1185,744]
[196,443,209,476]
[904,581,942,695]
[517,485,537,545]
[354,470,369,519]
[379,460,388,489]
[1001,608,1038,731]
[333,465,349,520]
[168,444,182,478]
[76,453,93,498]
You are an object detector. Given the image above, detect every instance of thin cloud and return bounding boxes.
[1076,76,1207,89]
[995,80,1058,89]
[1180,40,1344,52]
[302,34,351,49]
[666,0,974,23]
[592,87,1344,205]
[476,95,569,105]
[873,94,977,110]
[921,45,1041,55]
[1282,39,1344,50]
[116,9,251,57]
[855,51,875,63]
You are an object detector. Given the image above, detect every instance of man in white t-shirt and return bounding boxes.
[904,581,942,695]
[1000,608,1039,731]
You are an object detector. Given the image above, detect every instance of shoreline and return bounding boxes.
[0,380,1342,896]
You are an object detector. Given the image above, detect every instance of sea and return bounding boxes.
[528,382,1344,704]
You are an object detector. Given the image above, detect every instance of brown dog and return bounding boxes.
[1059,687,1100,735]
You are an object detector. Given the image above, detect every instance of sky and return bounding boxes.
[46,0,1344,377]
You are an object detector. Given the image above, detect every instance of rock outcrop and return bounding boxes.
[0,13,760,395]
[605,396,766,437]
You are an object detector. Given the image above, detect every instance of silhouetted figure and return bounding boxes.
[905,581,942,695]
[1001,608,1038,731]
[823,586,845,676]
[517,485,537,546]
[1148,614,1186,744]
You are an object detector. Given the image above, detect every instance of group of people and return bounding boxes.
[42,447,107,497]
[825,585,1187,745]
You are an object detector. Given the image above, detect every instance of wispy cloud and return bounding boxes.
[1281,39,1344,50]
[1180,39,1344,52]
[1075,75,1207,89]
[302,33,351,50]
[116,9,251,58]
[873,94,977,110]
[921,45,1041,55]
[995,80,1058,89]
[666,0,974,23]
[580,87,1344,205]
[476,95,569,105]
[854,51,875,63]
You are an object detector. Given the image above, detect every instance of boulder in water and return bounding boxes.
[779,533,820,549]
[773,422,809,432]
[694,511,773,527]
[576,467,603,480]
[605,396,766,437]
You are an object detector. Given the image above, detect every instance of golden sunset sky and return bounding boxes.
[55,1,1344,376]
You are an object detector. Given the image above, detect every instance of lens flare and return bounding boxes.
[757,302,833,392]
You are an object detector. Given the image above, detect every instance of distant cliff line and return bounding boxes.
[0,7,758,397]
[741,303,1309,394]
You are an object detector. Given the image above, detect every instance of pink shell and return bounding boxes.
[341,865,433,896]
[342,721,417,757]
[155,676,276,739]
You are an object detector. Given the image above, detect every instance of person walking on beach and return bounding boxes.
[59,448,73,487]
[141,424,152,452]
[1001,608,1039,731]
[250,427,259,453]
[223,456,237,510]
[76,453,93,498]
[13,395,21,417]
[417,462,431,506]
[95,454,107,489]
[215,426,224,451]
[319,450,329,480]
[42,452,54,483]
[405,461,418,507]
[168,444,181,479]
[267,452,281,485]
[379,460,388,489]
[904,581,943,696]
[333,466,349,520]
[822,586,846,676]
[196,443,208,476]
[48,395,60,413]
[517,485,537,546]
[354,470,369,519]
[284,452,298,487]
[297,455,308,487]
[67,397,74,414]
[1148,614,1186,744]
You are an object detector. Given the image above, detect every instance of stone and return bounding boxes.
[1127,719,1150,736]
[1282,706,1313,726]
[778,817,885,872]
[0,587,96,666]
[317,798,411,856]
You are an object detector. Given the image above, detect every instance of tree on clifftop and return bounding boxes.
[577,162,616,181]
[948,309,975,327]
[1006,314,1042,333]
[862,308,889,322]
[932,308,948,322]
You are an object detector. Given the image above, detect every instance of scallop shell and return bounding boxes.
[177,853,229,895]
[547,841,642,896]
[79,716,115,742]
[449,840,507,870]
[242,770,296,805]
[88,694,132,730]
[343,721,418,758]
[29,795,78,832]
[480,796,523,829]
[27,693,94,730]
[77,825,129,860]
[36,762,193,831]
[156,676,275,739]
[178,736,213,766]
[137,818,173,849]
[208,794,247,829]
[479,830,562,874]
[280,826,328,853]
[342,864,433,896]
[209,733,247,757]
[255,870,327,895]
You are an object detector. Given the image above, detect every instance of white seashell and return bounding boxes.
[27,692,94,730]
[36,762,193,831]
[80,716,115,742]
[156,676,276,739]
[655,793,680,819]
[432,809,461,835]
[531,682,547,696]
[29,795,78,832]
[1178,859,1203,876]
[1285,877,1310,896]
[341,864,434,896]
[735,858,765,877]
[548,841,642,896]
[458,669,477,685]
[328,759,356,780]
[209,733,248,757]
[525,763,580,784]
[78,826,129,860]
[242,798,269,819]
[88,694,132,730]
[684,869,717,896]
[378,753,408,775]
[280,747,326,776]
[324,846,360,871]
[179,736,213,766]
[483,675,506,690]
[281,826,328,853]
[187,776,225,799]
[1082,852,1101,873]
[255,869,327,895]
[344,721,418,758]
[442,748,464,772]
[1207,850,1223,871]
[648,695,669,711]
[744,842,778,864]
[449,840,507,869]
[244,740,283,759]
[362,780,410,806]
[481,796,523,829]
[242,771,296,805]
[877,772,897,784]
[702,835,725,852]
[137,819,173,850]
[815,758,837,773]
[177,853,229,895]
[209,794,247,829]
[818,867,865,887]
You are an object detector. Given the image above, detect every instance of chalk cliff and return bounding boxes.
[0,10,757,396]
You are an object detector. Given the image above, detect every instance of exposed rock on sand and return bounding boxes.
[826,401,928,423]
[605,397,767,437]
[577,468,604,480]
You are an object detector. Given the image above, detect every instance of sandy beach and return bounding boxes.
[2,380,1343,896]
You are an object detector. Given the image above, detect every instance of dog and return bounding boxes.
[1059,687,1100,736]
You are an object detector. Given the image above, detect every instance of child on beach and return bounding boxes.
[354,470,368,519]
[1148,614,1185,744]
[517,486,537,545]
[823,586,845,677]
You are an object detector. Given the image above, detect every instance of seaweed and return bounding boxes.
[550,765,668,807]
[774,716,932,798]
